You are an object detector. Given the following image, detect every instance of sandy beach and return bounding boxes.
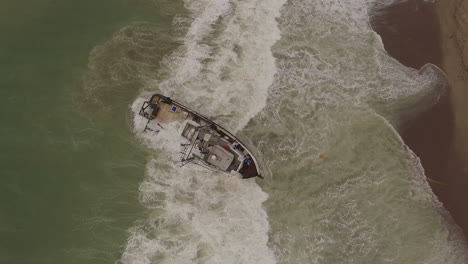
[371,0,468,239]
[435,0,468,238]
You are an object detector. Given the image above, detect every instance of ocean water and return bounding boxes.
[2,0,468,263]
[0,0,171,263]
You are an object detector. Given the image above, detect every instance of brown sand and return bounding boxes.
[371,0,468,239]
[435,0,468,238]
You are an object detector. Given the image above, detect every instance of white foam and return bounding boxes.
[121,0,468,262]
[128,79,277,264]
[258,0,447,129]
[243,0,468,262]
[131,97,188,161]
[151,0,285,132]
[120,161,275,264]
[122,0,286,263]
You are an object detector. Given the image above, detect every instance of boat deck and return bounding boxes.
[140,94,263,179]
[151,96,189,123]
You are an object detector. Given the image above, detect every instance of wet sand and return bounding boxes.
[370,0,468,239]
[435,0,468,238]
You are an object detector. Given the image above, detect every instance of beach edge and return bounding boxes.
[435,0,468,238]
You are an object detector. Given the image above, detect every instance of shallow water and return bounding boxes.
[125,0,468,263]
[2,0,468,263]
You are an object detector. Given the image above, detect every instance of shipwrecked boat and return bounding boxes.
[139,94,263,179]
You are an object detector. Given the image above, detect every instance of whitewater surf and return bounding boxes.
[104,0,468,263]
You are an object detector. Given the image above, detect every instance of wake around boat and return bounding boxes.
[139,94,263,179]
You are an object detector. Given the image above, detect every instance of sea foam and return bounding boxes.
[121,0,285,263]
[242,0,468,263]
[119,0,468,263]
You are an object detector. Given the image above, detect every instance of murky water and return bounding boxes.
[2,0,467,263]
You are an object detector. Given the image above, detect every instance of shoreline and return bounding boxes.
[435,0,468,239]
[371,0,468,240]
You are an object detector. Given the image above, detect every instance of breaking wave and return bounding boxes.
[242,0,468,263]
[145,0,286,132]
[85,0,468,263]
[120,0,285,263]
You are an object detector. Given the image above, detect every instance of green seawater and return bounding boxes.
[0,1,178,263]
[3,0,468,263]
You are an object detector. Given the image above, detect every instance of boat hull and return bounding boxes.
[139,94,263,179]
